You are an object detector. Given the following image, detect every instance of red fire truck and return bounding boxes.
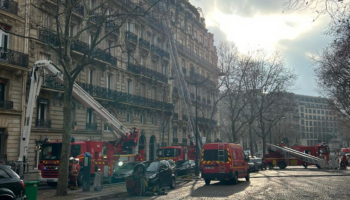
[264,143,330,169]
[156,146,196,162]
[21,60,145,186]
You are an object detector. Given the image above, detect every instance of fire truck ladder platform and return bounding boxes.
[267,144,326,168]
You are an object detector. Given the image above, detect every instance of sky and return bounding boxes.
[189,0,333,96]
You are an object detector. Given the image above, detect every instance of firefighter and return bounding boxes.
[69,158,80,190]
[341,155,347,170]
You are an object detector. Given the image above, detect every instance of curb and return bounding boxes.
[74,192,128,200]
[251,174,350,178]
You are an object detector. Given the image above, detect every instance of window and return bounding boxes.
[151,116,155,125]
[69,25,74,37]
[42,13,50,28]
[127,113,131,123]
[141,84,146,97]
[162,65,167,75]
[140,115,143,124]
[0,31,8,53]
[301,113,304,118]
[127,22,134,32]
[194,31,197,39]
[317,110,320,114]
[153,35,157,45]
[127,80,132,94]
[0,79,7,103]
[89,35,93,45]
[301,119,304,125]
[36,99,49,125]
[86,109,96,124]
[173,127,177,139]
[313,109,316,114]
[183,128,186,139]
[200,35,203,43]
[0,128,7,160]
[88,69,94,84]
[306,121,308,126]
[180,38,183,45]
[152,87,157,100]
[0,169,10,179]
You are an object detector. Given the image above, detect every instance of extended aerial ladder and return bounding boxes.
[19,60,136,162]
[160,1,203,151]
[267,143,326,168]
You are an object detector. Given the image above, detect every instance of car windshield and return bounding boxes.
[40,143,62,160]
[146,162,160,172]
[143,162,152,168]
[120,162,138,170]
[176,160,188,166]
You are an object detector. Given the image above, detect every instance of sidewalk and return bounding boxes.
[37,183,127,200]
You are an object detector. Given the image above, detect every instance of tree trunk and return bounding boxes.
[262,136,266,159]
[249,123,254,156]
[55,70,73,196]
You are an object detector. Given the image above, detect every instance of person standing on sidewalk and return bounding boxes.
[70,158,80,190]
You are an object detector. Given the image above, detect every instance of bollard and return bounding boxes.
[93,172,103,191]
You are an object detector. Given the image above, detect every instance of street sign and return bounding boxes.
[202,137,206,144]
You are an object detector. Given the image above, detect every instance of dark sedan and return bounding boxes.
[248,157,259,172]
[175,160,195,176]
[146,160,176,190]
[0,165,26,200]
[112,161,151,183]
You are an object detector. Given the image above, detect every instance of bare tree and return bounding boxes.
[242,51,297,158]
[3,0,162,196]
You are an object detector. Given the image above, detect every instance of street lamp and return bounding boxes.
[185,75,210,177]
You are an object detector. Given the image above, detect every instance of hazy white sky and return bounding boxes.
[189,0,332,96]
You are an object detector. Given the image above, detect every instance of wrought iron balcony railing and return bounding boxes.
[73,5,84,16]
[190,70,216,88]
[198,117,217,125]
[0,100,13,110]
[0,0,18,15]
[86,123,98,131]
[43,74,64,90]
[139,38,150,49]
[76,82,174,111]
[127,63,167,83]
[173,138,178,144]
[36,119,51,128]
[0,47,29,68]
[151,44,162,56]
[38,29,117,65]
[173,113,178,120]
[182,138,187,144]
[126,31,138,44]
[105,21,120,34]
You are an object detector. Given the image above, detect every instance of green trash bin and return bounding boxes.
[24,181,40,200]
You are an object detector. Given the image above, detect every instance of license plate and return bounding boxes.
[47,179,55,182]
[205,166,214,169]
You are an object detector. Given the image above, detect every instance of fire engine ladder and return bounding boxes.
[20,60,132,161]
[267,144,326,168]
[161,4,203,151]
[218,144,226,173]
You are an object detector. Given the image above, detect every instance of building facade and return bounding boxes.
[0,0,220,169]
[0,0,29,163]
[295,94,338,146]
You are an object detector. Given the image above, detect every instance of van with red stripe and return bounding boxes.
[201,143,250,185]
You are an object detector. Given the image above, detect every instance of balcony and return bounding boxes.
[89,15,104,24]
[172,113,178,120]
[76,82,174,112]
[86,123,98,131]
[151,44,162,56]
[0,100,13,110]
[0,48,28,68]
[125,31,138,44]
[36,119,51,128]
[73,5,84,16]
[139,38,150,50]
[42,74,64,90]
[127,63,167,83]
[190,70,216,88]
[38,29,117,65]
[105,21,120,35]
[175,41,217,72]
[182,138,187,144]
[198,117,217,126]
[172,138,179,144]
[0,0,18,15]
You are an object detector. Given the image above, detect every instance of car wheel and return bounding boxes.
[278,162,286,169]
[205,179,211,185]
[156,181,162,191]
[245,171,250,181]
[232,172,238,184]
[170,177,176,189]
[47,182,57,187]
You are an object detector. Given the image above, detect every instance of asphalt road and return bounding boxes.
[113,166,350,200]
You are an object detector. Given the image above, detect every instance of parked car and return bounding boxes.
[112,161,151,183]
[254,158,264,170]
[166,159,176,174]
[175,160,195,176]
[0,164,26,200]
[248,157,259,172]
[145,160,176,190]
